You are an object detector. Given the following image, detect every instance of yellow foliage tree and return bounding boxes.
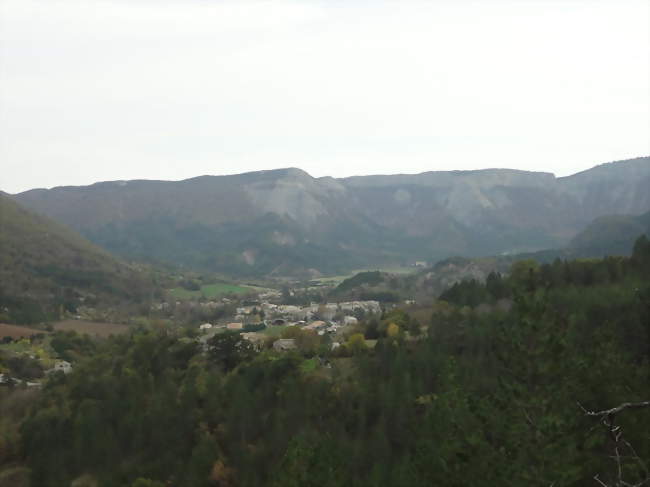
[345,333,367,354]
[387,322,400,338]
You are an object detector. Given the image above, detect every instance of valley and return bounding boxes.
[1,158,649,487]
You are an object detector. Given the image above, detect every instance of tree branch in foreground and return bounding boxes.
[578,400,650,487]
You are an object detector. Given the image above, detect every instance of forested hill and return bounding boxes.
[331,218,650,303]
[0,194,154,324]
[7,237,650,486]
[568,210,650,255]
[13,156,650,277]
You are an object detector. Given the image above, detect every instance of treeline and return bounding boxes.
[8,236,650,486]
[439,235,650,308]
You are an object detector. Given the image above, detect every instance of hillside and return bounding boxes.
[0,194,153,323]
[13,157,650,277]
[8,245,650,486]
[331,256,513,303]
[568,211,650,256]
[332,211,650,302]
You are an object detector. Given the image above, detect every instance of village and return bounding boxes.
[1,288,390,389]
[194,298,383,353]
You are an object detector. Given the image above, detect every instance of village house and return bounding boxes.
[273,339,297,352]
[199,323,213,331]
[53,360,72,374]
[342,316,358,326]
[276,305,312,319]
[261,302,278,312]
[338,300,381,314]
[303,320,327,332]
[241,332,266,350]
[226,322,244,331]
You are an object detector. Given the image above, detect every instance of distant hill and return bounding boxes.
[567,211,650,256]
[332,210,650,302]
[0,194,153,323]
[13,157,650,277]
[332,257,513,303]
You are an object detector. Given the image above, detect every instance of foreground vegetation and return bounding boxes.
[1,237,649,486]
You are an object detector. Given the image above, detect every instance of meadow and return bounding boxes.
[312,266,418,286]
[169,282,263,300]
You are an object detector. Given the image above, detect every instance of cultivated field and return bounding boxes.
[52,320,130,338]
[0,323,43,339]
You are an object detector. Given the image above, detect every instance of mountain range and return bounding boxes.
[11,156,650,277]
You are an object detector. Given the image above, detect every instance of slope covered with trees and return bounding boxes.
[0,194,155,324]
[6,236,649,486]
[568,211,650,255]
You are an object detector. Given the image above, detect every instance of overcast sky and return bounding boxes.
[1,0,648,193]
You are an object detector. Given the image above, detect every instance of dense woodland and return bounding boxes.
[0,236,647,486]
[0,194,159,325]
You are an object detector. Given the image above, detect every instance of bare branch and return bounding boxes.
[583,401,650,417]
[580,401,650,487]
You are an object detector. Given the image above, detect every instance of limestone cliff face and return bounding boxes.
[558,158,650,218]
[12,157,650,276]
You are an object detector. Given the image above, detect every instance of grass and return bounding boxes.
[0,339,36,354]
[169,282,265,300]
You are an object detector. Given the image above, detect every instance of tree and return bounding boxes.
[207,332,254,372]
[386,323,400,339]
[345,333,367,355]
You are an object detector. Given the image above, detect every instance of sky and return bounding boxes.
[1,0,648,194]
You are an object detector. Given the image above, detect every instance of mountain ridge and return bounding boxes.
[11,156,650,277]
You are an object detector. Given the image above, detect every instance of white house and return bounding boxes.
[273,339,297,352]
[199,323,213,331]
[53,361,72,374]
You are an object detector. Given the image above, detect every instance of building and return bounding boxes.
[53,361,72,374]
[226,322,244,330]
[342,316,358,326]
[199,323,213,330]
[241,332,266,350]
[273,339,297,352]
[303,320,327,331]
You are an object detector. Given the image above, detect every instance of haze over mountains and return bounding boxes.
[12,156,650,277]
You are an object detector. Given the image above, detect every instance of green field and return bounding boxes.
[313,267,418,285]
[169,282,264,300]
